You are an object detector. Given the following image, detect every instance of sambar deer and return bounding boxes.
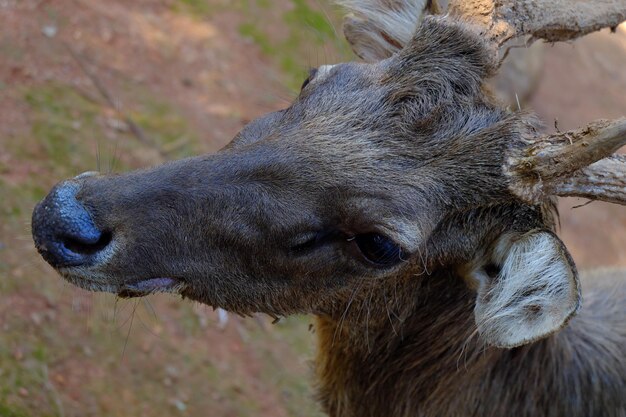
[31,0,626,416]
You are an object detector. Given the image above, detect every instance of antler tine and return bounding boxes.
[507,118,626,205]
[555,156,626,205]
[448,0,626,45]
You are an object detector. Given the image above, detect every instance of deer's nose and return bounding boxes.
[32,180,112,268]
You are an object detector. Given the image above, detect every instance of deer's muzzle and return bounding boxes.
[32,176,113,269]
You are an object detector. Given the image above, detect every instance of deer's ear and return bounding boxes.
[340,0,432,62]
[470,230,581,348]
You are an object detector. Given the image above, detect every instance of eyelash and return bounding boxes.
[300,68,318,90]
[351,233,406,268]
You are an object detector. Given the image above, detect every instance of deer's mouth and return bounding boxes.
[117,278,185,299]
[58,268,185,298]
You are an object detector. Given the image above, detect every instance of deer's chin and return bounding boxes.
[57,268,120,293]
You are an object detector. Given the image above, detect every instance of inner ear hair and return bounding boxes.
[338,0,434,62]
[470,229,581,348]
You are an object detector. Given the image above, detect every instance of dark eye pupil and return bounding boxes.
[354,233,404,267]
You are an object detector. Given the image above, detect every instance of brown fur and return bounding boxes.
[31,16,626,417]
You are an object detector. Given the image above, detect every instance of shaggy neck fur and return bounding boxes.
[314,266,626,417]
[315,269,480,417]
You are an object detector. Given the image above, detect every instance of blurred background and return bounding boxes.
[0,1,625,416]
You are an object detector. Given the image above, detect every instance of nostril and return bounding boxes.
[32,180,113,268]
[61,231,112,256]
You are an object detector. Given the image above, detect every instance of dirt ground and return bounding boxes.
[528,29,626,268]
[0,1,624,416]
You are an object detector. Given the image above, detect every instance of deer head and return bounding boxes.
[32,1,626,349]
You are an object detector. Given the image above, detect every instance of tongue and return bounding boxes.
[118,278,177,298]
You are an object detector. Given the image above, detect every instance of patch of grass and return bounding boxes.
[22,81,198,172]
[130,98,199,159]
[23,83,102,177]
[238,0,351,90]
[0,330,61,417]
[0,402,39,417]
[284,0,336,41]
[239,22,275,55]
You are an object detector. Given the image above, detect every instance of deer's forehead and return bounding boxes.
[232,59,430,160]
[302,61,386,98]
[289,73,394,132]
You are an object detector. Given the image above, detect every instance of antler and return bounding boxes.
[507,119,626,205]
[446,0,626,205]
[448,0,626,45]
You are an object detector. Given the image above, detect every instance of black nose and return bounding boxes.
[32,181,111,268]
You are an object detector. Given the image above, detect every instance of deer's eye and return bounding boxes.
[352,233,405,267]
[300,68,318,90]
[290,231,320,253]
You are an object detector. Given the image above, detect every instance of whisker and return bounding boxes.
[110,136,120,174]
[382,287,398,336]
[121,299,139,359]
[313,0,341,42]
[114,300,135,330]
[142,298,159,321]
[134,303,162,340]
[333,279,363,347]
[96,135,101,173]
[364,286,375,353]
